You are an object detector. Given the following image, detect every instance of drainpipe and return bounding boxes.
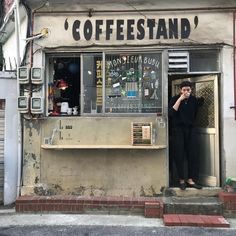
[234,12,236,120]
[34,6,236,14]
[230,12,236,119]
[14,0,22,198]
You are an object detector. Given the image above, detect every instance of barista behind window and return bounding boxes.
[169,81,204,190]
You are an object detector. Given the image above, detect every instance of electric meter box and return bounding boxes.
[18,67,30,84]
[18,96,29,113]
[31,97,44,114]
[31,67,44,84]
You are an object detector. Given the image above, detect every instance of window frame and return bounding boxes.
[45,50,165,117]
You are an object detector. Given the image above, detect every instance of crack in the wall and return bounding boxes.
[34,183,64,196]
[25,120,41,136]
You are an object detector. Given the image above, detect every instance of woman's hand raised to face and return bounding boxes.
[180,92,190,101]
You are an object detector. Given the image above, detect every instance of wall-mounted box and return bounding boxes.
[31,67,44,84]
[17,96,29,113]
[31,97,44,114]
[18,67,30,84]
[131,122,152,145]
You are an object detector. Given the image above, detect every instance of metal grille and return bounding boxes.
[168,51,189,73]
[195,81,215,128]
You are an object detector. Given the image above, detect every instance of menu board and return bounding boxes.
[105,53,162,113]
[142,53,162,113]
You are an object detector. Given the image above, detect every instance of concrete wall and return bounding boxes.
[33,12,233,48]
[221,46,236,180]
[39,149,166,196]
[21,116,167,196]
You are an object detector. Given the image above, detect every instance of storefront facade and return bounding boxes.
[2,1,236,198]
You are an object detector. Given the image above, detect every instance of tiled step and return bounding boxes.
[163,214,230,228]
[15,195,163,218]
[163,196,223,215]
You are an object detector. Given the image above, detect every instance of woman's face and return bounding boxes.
[180,86,191,97]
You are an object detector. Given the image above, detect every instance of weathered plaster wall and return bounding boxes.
[33,12,233,48]
[40,149,166,197]
[21,116,167,196]
[221,46,236,180]
[21,119,41,195]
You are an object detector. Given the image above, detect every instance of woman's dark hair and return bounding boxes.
[180,81,192,88]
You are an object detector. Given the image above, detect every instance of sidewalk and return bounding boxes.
[0,207,236,229]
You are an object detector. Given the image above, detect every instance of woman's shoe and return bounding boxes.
[179,182,186,190]
[186,182,202,189]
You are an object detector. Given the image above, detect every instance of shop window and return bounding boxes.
[105,53,162,114]
[47,52,163,116]
[189,50,219,72]
[48,57,80,116]
[82,53,103,114]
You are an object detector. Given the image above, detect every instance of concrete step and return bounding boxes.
[160,187,224,216]
[162,196,223,215]
[161,187,222,197]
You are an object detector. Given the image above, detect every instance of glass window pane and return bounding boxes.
[82,53,103,114]
[48,57,80,116]
[190,50,219,72]
[105,53,162,113]
[142,53,162,113]
[195,81,215,128]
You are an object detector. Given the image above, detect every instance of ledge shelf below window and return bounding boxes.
[41,144,167,150]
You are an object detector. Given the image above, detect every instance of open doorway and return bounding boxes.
[168,74,220,187]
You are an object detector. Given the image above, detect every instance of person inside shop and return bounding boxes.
[168,81,204,190]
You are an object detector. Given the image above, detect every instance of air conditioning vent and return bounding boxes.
[168,51,189,73]
[131,122,152,145]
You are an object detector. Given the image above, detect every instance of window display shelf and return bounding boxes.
[41,144,167,150]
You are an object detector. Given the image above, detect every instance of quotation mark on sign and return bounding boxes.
[64,18,69,30]
[194,16,199,29]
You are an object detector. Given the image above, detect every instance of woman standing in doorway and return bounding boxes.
[169,81,203,190]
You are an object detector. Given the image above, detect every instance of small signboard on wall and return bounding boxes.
[131,122,152,145]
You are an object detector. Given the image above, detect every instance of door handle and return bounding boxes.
[230,106,236,109]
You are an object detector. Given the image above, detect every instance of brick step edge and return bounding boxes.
[163,214,230,228]
[219,191,236,215]
[15,195,163,218]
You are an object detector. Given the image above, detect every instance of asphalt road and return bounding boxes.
[1,225,236,236]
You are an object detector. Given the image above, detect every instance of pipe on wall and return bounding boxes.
[230,12,236,118]
[14,0,22,200]
[34,6,236,14]
[234,12,236,119]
